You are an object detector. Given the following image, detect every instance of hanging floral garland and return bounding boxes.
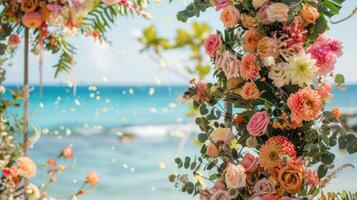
[0,0,150,199]
[170,0,357,199]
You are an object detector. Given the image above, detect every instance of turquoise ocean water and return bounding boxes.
[3,85,357,199]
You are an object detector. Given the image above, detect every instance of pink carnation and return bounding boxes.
[247,111,270,137]
[204,34,222,58]
[307,34,343,75]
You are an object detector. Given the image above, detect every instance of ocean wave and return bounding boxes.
[71,123,199,138]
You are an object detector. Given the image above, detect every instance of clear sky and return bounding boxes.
[4,0,357,86]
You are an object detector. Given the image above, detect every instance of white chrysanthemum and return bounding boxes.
[286,53,317,87]
[269,62,290,88]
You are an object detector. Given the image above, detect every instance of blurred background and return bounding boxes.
[3,0,357,199]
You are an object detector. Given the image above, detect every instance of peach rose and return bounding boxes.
[278,161,304,194]
[22,12,43,29]
[204,34,222,58]
[254,178,275,195]
[252,0,269,10]
[243,29,263,52]
[241,81,260,100]
[221,51,241,79]
[225,163,246,189]
[247,111,270,137]
[220,5,240,28]
[17,157,37,179]
[86,172,100,186]
[61,146,74,159]
[266,3,289,23]
[300,4,319,24]
[241,15,256,29]
[317,83,333,101]
[257,37,279,58]
[210,128,234,144]
[241,152,258,172]
[206,142,219,158]
[240,53,260,81]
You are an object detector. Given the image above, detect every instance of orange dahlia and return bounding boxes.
[259,136,296,171]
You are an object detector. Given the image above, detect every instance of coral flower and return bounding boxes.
[8,35,21,46]
[243,29,263,52]
[259,136,296,171]
[17,157,37,179]
[317,83,334,101]
[86,172,100,186]
[287,87,322,122]
[22,12,43,29]
[220,5,240,28]
[241,81,260,100]
[331,107,341,119]
[305,169,319,187]
[61,146,74,159]
[240,53,259,81]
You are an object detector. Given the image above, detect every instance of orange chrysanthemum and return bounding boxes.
[259,136,296,171]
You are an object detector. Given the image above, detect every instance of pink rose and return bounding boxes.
[317,83,333,101]
[221,51,241,79]
[247,111,270,137]
[254,178,275,195]
[225,163,246,189]
[241,152,257,172]
[204,34,222,58]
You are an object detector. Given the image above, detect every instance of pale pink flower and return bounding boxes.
[254,178,275,195]
[266,3,289,23]
[221,51,241,79]
[225,163,246,189]
[252,0,269,10]
[204,34,222,58]
[210,128,234,144]
[210,190,230,200]
[247,111,270,137]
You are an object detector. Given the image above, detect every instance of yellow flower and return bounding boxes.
[230,138,238,150]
